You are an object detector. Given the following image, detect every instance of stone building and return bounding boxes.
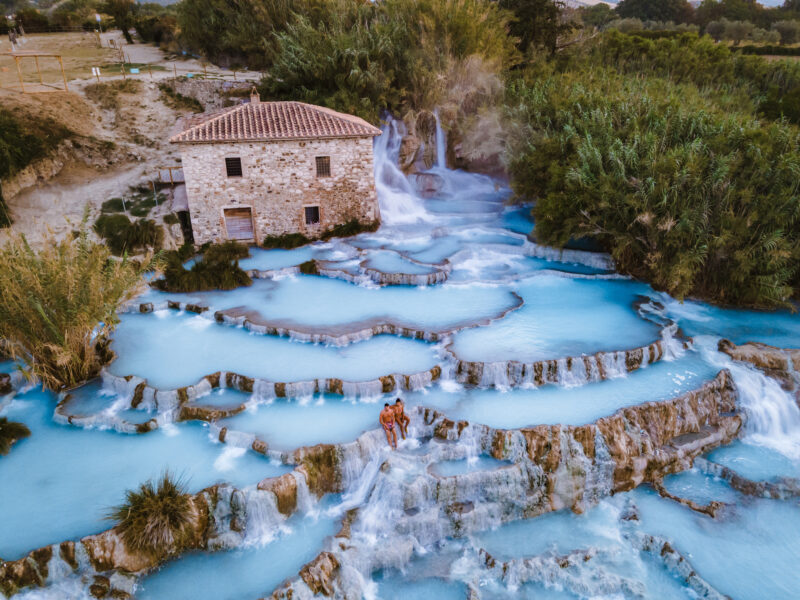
[169,92,382,245]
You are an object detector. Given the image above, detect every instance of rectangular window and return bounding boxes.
[305,206,320,225]
[315,156,331,178]
[225,157,243,177]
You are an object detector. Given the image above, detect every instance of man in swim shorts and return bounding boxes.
[380,403,397,450]
[393,398,410,440]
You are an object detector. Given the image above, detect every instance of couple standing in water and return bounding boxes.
[379,398,410,449]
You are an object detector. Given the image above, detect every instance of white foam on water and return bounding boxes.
[213,446,247,472]
[696,336,800,460]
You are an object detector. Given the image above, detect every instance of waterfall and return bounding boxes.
[243,489,284,546]
[373,117,430,225]
[697,336,800,459]
[433,109,447,168]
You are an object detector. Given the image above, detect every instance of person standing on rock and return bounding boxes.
[393,398,410,441]
[380,403,397,450]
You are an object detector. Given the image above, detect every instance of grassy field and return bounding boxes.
[0,32,117,91]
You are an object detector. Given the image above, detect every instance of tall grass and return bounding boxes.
[507,67,800,307]
[263,0,518,120]
[108,472,196,558]
[0,215,154,391]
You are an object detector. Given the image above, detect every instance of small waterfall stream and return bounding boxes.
[696,336,800,459]
[373,118,430,225]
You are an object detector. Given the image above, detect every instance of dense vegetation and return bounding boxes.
[0,215,153,390]
[262,219,380,249]
[109,472,196,558]
[154,241,252,292]
[507,33,800,307]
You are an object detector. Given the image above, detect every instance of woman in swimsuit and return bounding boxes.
[379,403,397,449]
[393,398,410,440]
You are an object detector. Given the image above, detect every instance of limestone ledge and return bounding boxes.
[3,370,744,598]
[52,366,445,435]
[522,240,616,271]
[267,371,742,599]
[718,339,800,403]
[450,336,675,390]
[128,290,524,347]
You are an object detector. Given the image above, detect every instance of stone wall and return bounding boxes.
[177,136,380,245]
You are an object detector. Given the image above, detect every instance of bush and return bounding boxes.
[263,0,518,120]
[163,213,179,225]
[84,80,141,111]
[262,219,380,249]
[320,219,380,240]
[158,83,204,113]
[108,472,196,559]
[298,259,319,275]
[506,69,800,307]
[738,45,800,56]
[0,418,31,456]
[154,241,252,292]
[94,215,164,256]
[262,232,311,249]
[0,214,153,390]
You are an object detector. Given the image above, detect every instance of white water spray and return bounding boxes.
[373,117,430,225]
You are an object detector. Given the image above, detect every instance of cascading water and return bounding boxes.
[373,117,431,225]
[696,336,800,460]
[433,109,447,168]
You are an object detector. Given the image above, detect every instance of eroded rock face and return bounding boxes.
[298,551,340,596]
[719,339,800,396]
[258,473,298,516]
[295,444,341,497]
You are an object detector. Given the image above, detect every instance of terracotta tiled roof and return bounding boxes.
[170,101,381,143]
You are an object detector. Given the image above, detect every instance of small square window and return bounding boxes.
[305,206,320,225]
[225,157,243,177]
[315,156,331,178]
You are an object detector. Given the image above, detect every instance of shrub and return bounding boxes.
[262,220,380,249]
[158,83,204,113]
[320,219,380,241]
[0,214,153,390]
[163,213,179,225]
[108,472,196,558]
[262,232,311,249]
[506,70,800,307]
[0,418,31,456]
[263,0,518,120]
[154,241,252,292]
[94,215,164,256]
[84,80,141,111]
[298,259,319,275]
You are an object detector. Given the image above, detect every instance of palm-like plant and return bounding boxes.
[0,417,31,456]
[109,472,196,559]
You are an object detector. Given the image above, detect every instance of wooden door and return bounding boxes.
[223,207,254,240]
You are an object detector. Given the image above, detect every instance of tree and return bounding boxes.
[579,3,615,29]
[615,0,693,24]
[695,0,765,28]
[725,19,754,45]
[0,213,153,391]
[103,0,135,44]
[772,20,800,45]
[706,19,726,41]
[499,0,573,54]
